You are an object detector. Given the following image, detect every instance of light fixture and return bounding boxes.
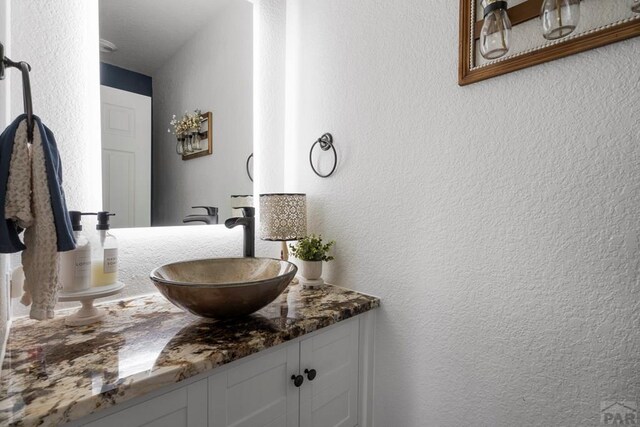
[259,193,307,261]
[540,0,580,40]
[480,0,512,60]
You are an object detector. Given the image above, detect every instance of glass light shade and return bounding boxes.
[259,193,307,241]
[480,5,512,60]
[540,0,580,40]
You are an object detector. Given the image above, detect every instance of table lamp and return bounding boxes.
[259,193,307,260]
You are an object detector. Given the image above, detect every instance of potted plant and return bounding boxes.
[289,235,335,284]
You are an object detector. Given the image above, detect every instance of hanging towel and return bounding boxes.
[1,114,75,320]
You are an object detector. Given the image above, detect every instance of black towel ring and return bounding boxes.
[1,43,34,142]
[18,62,34,142]
[309,133,337,178]
[246,153,254,182]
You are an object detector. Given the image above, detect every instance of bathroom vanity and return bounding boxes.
[0,285,379,427]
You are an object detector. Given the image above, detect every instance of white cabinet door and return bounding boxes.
[209,345,300,427]
[85,379,208,427]
[299,319,359,427]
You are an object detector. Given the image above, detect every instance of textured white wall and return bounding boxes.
[0,0,9,125]
[9,0,101,212]
[283,1,640,426]
[153,0,253,225]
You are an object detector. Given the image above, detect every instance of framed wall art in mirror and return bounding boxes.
[181,111,213,161]
[459,0,640,85]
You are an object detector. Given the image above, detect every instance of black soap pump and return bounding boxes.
[59,211,92,292]
[90,211,119,287]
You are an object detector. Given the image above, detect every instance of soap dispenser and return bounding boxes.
[59,211,92,293]
[91,211,119,287]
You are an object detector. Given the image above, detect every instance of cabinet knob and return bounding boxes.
[291,374,304,387]
[304,369,317,381]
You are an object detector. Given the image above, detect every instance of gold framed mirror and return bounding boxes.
[459,0,640,85]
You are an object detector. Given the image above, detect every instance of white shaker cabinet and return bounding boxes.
[208,344,300,427]
[84,379,208,427]
[299,318,359,427]
[209,317,360,427]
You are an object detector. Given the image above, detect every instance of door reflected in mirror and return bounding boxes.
[98,0,253,228]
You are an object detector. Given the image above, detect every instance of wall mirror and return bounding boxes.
[99,0,253,228]
[459,0,640,85]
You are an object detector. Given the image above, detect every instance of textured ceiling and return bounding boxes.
[99,0,233,75]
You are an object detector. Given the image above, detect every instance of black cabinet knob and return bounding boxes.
[291,374,304,387]
[304,369,317,381]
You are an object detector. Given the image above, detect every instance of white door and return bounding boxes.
[209,345,300,427]
[85,379,208,427]
[299,319,359,427]
[100,85,151,228]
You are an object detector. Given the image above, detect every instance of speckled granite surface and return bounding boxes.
[0,284,379,426]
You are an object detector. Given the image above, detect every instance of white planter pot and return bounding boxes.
[299,260,322,281]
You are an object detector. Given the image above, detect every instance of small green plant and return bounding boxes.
[289,234,335,262]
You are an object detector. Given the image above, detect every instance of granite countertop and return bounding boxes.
[0,284,379,426]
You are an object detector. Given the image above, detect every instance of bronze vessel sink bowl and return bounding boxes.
[150,258,297,319]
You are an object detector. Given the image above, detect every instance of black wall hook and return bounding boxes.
[309,133,337,178]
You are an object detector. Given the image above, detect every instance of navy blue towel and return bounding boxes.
[0,114,75,253]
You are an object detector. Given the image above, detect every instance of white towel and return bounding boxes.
[5,120,60,320]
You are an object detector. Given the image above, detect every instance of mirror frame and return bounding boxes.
[458,0,640,86]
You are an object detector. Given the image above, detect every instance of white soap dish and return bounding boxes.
[58,282,124,326]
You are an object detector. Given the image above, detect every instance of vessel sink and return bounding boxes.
[150,258,297,319]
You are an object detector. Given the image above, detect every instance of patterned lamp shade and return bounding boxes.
[259,193,307,241]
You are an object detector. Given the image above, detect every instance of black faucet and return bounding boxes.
[183,206,219,225]
[224,207,255,257]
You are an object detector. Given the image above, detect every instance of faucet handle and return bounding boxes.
[193,206,218,216]
[241,207,255,218]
